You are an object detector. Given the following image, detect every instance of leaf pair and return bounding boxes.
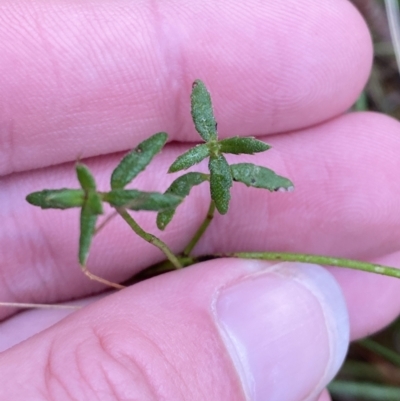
[157,80,293,230]
[26,164,103,266]
[27,133,181,267]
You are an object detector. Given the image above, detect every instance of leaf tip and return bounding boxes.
[217,207,229,215]
[156,219,166,231]
[167,164,178,174]
[156,210,174,231]
[192,79,202,89]
[26,192,39,206]
[277,185,294,192]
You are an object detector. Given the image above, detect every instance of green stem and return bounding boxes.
[338,360,385,382]
[354,90,368,111]
[117,208,182,269]
[328,380,400,400]
[358,338,400,368]
[220,252,400,279]
[0,302,82,310]
[183,200,216,256]
[80,264,126,289]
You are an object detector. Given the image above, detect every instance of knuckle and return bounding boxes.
[42,327,160,401]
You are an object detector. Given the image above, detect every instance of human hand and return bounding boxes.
[1,1,400,400]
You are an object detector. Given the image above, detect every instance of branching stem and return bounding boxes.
[117,208,182,269]
[183,200,216,256]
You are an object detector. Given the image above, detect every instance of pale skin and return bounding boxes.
[1,1,400,400]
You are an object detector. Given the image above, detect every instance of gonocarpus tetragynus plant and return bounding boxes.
[25,79,400,290]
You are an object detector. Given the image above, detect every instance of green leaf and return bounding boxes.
[230,163,294,191]
[157,172,209,230]
[104,189,182,211]
[209,155,232,214]
[191,80,218,142]
[79,201,98,266]
[219,137,271,155]
[26,189,85,209]
[111,132,168,189]
[76,164,96,191]
[168,144,210,173]
[86,191,104,215]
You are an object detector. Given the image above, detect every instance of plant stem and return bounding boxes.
[127,256,196,284]
[117,208,182,269]
[328,380,400,400]
[94,210,119,235]
[81,264,126,289]
[338,360,385,382]
[220,252,400,279]
[358,338,400,368]
[0,302,82,309]
[183,200,216,256]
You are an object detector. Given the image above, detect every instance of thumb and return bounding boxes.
[0,260,349,401]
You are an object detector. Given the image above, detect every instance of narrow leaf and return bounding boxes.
[191,80,217,142]
[230,163,294,191]
[157,172,209,230]
[26,189,85,209]
[79,202,98,266]
[76,164,96,191]
[219,136,271,155]
[168,144,210,173]
[86,191,104,215]
[104,189,182,211]
[111,132,168,189]
[209,155,232,214]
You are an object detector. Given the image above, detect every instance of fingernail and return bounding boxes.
[215,262,349,401]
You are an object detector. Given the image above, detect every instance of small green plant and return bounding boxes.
[25,79,400,291]
[157,80,293,257]
[27,133,183,289]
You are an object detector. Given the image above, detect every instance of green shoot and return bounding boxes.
[26,133,183,288]
[158,79,293,255]
[22,79,400,304]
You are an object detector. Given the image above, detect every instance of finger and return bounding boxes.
[0,260,349,401]
[1,110,399,287]
[2,111,400,341]
[317,389,332,401]
[0,0,371,175]
[329,251,400,340]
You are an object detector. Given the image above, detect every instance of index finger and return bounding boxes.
[0,0,371,175]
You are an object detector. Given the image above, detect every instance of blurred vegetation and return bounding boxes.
[330,1,400,400]
[351,0,400,117]
[330,320,400,400]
